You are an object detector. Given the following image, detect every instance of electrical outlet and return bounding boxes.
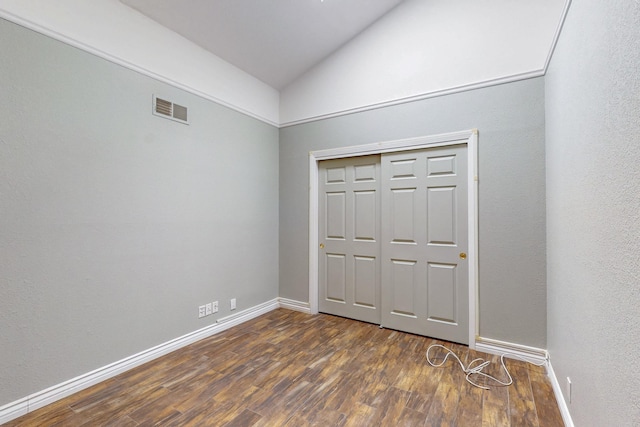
[230,298,236,310]
[212,301,218,313]
[566,377,572,403]
[198,305,206,318]
[205,303,212,316]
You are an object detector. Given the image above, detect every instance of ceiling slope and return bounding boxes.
[280,0,570,125]
[0,0,569,126]
[0,0,280,125]
[121,0,405,90]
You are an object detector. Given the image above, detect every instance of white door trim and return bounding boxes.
[309,129,479,348]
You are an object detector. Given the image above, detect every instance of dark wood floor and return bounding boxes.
[4,309,563,426]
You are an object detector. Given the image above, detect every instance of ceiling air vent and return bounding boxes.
[153,95,189,124]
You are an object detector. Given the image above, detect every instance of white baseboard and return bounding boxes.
[0,398,28,425]
[278,297,311,313]
[7,303,569,425]
[476,338,574,427]
[0,298,280,425]
[214,298,280,328]
[547,361,575,427]
[475,336,549,364]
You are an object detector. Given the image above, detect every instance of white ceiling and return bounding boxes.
[120,0,404,90]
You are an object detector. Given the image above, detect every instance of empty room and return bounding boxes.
[1,0,638,426]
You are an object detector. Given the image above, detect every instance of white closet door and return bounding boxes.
[318,155,381,324]
[380,145,469,344]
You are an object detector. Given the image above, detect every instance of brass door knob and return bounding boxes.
[319,243,325,249]
[459,252,467,259]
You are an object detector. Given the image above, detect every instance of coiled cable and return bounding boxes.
[426,344,547,390]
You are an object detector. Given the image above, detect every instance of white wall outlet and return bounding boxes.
[230,298,236,310]
[212,301,218,313]
[198,305,206,318]
[566,377,572,403]
[205,303,212,316]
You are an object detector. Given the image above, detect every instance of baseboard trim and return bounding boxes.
[3,304,566,425]
[278,297,311,313]
[0,399,28,425]
[0,298,280,425]
[547,361,575,427]
[475,338,573,426]
[475,336,549,364]
[215,298,280,328]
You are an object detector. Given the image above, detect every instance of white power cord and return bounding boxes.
[426,344,547,390]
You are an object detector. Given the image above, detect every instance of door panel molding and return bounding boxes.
[318,155,382,324]
[381,145,468,343]
[309,129,479,348]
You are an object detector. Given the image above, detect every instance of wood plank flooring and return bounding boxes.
[3,309,564,426]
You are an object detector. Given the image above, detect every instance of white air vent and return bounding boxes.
[153,95,189,124]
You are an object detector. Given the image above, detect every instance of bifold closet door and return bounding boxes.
[380,145,469,344]
[318,155,382,324]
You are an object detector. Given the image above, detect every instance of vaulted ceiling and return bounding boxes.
[0,0,568,125]
[120,0,404,89]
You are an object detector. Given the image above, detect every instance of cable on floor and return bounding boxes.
[426,344,547,390]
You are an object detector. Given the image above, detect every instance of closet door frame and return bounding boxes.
[308,129,479,349]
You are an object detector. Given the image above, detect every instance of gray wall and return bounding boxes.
[0,18,279,406]
[545,2,640,426]
[280,78,547,348]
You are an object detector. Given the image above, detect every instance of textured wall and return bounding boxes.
[0,19,279,406]
[545,1,640,425]
[280,78,547,348]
